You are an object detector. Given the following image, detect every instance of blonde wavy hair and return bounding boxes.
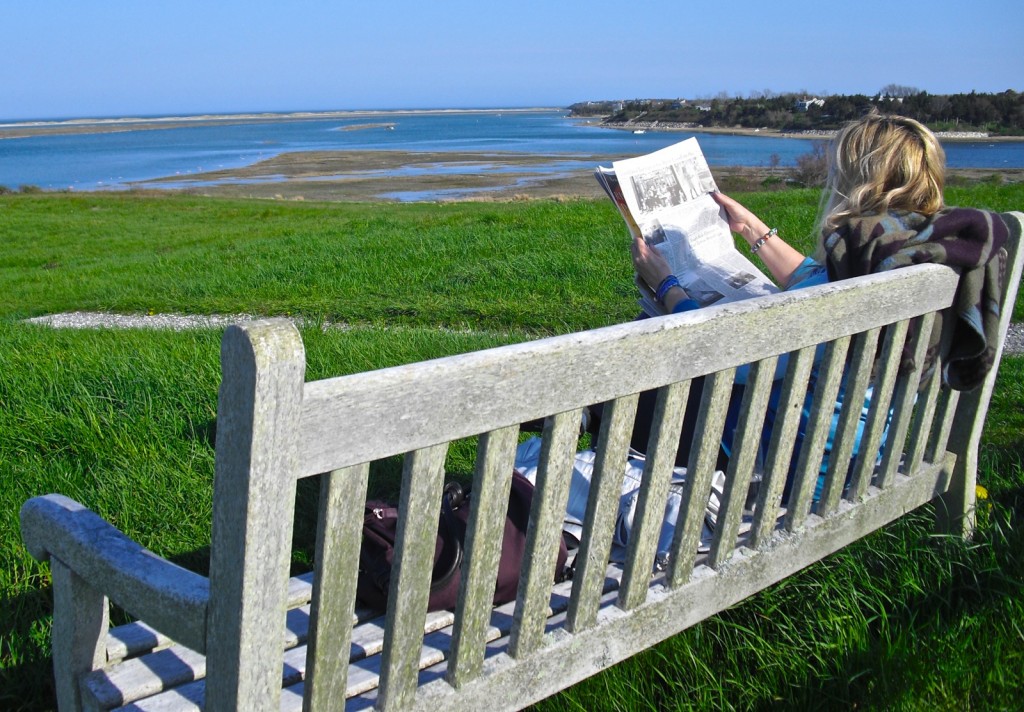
[819,112,946,234]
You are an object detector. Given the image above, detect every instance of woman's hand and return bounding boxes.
[630,234,672,289]
[631,235,690,311]
[713,191,808,287]
[711,191,770,246]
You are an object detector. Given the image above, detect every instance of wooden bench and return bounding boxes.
[21,212,1023,711]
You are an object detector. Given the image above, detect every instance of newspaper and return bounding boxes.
[595,137,778,316]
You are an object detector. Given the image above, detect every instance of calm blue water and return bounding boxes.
[2,110,1022,191]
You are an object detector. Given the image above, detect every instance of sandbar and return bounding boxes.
[123,149,1023,203]
[0,108,559,140]
[132,149,614,202]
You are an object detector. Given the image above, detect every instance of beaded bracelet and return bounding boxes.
[750,227,778,254]
[655,274,681,302]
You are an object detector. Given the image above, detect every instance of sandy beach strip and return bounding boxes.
[577,117,1024,142]
[0,108,562,139]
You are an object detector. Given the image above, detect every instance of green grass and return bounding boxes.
[0,194,638,332]
[2,186,1023,710]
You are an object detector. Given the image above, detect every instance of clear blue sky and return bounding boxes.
[3,0,1023,121]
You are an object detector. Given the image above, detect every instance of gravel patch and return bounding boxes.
[23,311,261,331]
[20,312,1024,356]
[1003,321,1024,355]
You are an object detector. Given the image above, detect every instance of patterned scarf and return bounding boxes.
[823,208,1008,391]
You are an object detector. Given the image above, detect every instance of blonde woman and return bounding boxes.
[628,112,1008,489]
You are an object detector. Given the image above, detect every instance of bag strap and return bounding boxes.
[431,496,463,591]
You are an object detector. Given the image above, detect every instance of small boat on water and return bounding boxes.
[633,129,646,134]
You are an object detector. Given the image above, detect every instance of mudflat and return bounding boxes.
[134,149,621,202]
[129,148,1023,203]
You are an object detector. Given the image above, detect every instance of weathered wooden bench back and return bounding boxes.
[21,212,1023,711]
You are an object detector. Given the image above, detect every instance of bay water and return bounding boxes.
[2,109,1022,192]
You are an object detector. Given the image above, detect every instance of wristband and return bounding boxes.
[750,227,777,254]
[655,275,680,302]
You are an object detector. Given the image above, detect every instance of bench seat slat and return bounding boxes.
[93,600,386,709]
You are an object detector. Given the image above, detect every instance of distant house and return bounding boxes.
[794,98,825,112]
[697,105,712,112]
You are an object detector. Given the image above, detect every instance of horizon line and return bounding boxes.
[0,106,572,128]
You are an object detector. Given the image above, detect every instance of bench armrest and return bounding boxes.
[21,494,209,653]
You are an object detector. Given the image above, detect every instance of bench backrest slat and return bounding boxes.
[750,345,814,544]
[377,443,449,710]
[927,387,960,465]
[447,425,520,687]
[304,462,368,709]
[565,392,639,633]
[846,319,909,500]
[709,356,778,568]
[905,361,945,478]
[819,328,882,514]
[878,312,939,489]
[668,370,736,587]
[509,409,582,658]
[617,380,690,607]
[788,335,853,526]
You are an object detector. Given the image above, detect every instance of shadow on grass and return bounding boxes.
[756,482,1024,709]
[1,587,57,712]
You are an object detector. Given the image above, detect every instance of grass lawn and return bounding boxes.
[2,186,1023,710]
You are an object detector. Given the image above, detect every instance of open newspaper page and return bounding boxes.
[597,138,778,316]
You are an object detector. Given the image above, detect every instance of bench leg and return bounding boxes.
[935,453,977,539]
[935,387,986,540]
[51,559,108,712]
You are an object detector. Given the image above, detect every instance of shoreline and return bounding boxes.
[578,118,1024,143]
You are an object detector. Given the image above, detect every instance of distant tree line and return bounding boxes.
[569,88,1024,136]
